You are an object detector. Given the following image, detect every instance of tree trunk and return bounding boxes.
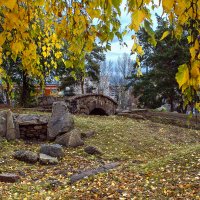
[81,79,84,94]
[169,97,174,112]
[21,71,28,107]
[5,82,10,105]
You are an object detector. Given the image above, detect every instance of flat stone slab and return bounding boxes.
[14,114,49,125]
[70,162,119,184]
[39,153,58,165]
[0,173,20,183]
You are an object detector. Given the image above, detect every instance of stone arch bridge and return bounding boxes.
[38,94,118,115]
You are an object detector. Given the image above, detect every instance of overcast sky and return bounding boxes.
[106,1,163,62]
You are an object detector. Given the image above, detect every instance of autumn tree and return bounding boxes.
[0,0,199,109]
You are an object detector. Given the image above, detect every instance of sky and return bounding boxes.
[105,1,163,62]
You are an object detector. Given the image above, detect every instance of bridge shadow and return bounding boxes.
[89,108,108,116]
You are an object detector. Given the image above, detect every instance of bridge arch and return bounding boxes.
[89,108,108,115]
[68,94,118,115]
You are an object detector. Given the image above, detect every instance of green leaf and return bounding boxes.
[144,20,154,37]
[144,20,157,46]
[112,0,122,14]
[106,43,111,51]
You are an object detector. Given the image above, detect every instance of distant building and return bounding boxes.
[36,84,60,97]
[43,84,60,96]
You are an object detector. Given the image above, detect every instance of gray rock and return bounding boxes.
[0,173,20,183]
[81,131,95,139]
[39,153,58,165]
[40,144,64,158]
[0,110,7,137]
[6,110,16,141]
[13,150,38,163]
[70,162,119,184]
[84,146,102,155]
[14,114,49,125]
[55,129,84,147]
[47,101,74,140]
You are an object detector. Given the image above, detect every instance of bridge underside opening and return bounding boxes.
[89,108,108,116]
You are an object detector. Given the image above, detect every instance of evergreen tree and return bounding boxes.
[131,16,190,111]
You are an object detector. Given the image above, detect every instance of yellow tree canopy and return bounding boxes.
[0,0,199,109]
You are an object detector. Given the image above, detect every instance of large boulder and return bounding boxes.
[40,144,64,158]
[6,110,16,141]
[0,110,7,137]
[55,129,84,147]
[13,150,38,163]
[47,101,74,140]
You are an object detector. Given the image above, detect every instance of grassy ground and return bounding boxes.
[0,115,199,199]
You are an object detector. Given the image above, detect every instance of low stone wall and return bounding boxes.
[0,110,50,141]
[118,109,200,130]
[19,124,47,141]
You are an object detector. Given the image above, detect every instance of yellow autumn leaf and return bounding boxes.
[51,60,55,65]
[131,43,137,53]
[42,46,46,51]
[55,51,62,59]
[137,45,144,55]
[55,43,61,49]
[160,31,170,41]
[42,51,47,58]
[54,76,59,81]
[11,41,24,55]
[191,61,200,78]
[162,0,174,12]
[197,75,200,85]
[195,102,200,111]
[194,39,199,50]
[190,47,196,61]
[187,35,192,43]
[0,33,6,46]
[130,9,147,32]
[6,51,11,56]
[35,0,45,6]
[136,57,140,66]
[3,0,17,10]
[176,64,189,89]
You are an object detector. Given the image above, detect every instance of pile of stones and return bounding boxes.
[13,144,64,165]
[0,101,84,147]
